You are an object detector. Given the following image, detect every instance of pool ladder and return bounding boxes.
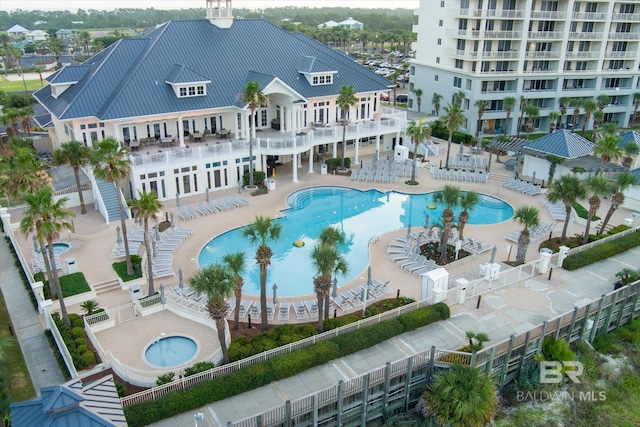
[368,235,378,246]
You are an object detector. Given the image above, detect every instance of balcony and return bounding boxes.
[477,30,522,39]
[524,51,561,59]
[457,8,470,16]
[572,12,607,20]
[612,12,640,21]
[604,51,637,59]
[482,50,519,59]
[481,86,517,94]
[471,9,524,18]
[602,68,635,73]
[530,11,566,19]
[609,32,640,40]
[527,31,563,39]
[562,86,595,92]
[565,51,599,59]
[522,68,558,74]
[562,68,596,74]
[476,69,517,75]
[522,87,556,92]
[568,32,603,40]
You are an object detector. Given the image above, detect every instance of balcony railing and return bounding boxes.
[471,9,524,18]
[482,50,519,59]
[524,51,561,59]
[562,86,596,91]
[612,12,640,21]
[478,30,521,39]
[476,69,517,75]
[565,51,599,59]
[530,11,566,19]
[568,32,603,40]
[522,87,556,92]
[572,12,607,20]
[600,85,632,91]
[609,32,640,40]
[522,68,558,74]
[604,51,637,59]
[527,31,563,39]
[481,87,517,94]
[562,68,596,73]
[602,68,635,73]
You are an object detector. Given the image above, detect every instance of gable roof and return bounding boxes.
[10,375,126,427]
[522,129,594,159]
[35,19,389,123]
[297,56,335,73]
[165,64,211,84]
[618,130,640,149]
[7,24,29,33]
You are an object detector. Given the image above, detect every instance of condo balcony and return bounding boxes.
[609,32,640,40]
[524,51,561,59]
[530,11,567,20]
[565,51,599,59]
[571,12,607,21]
[612,12,640,22]
[527,31,563,40]
[568,32,604,40]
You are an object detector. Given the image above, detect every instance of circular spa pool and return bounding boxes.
[40,242,71,256]
[144,336,197,368]
[199,187,514,297]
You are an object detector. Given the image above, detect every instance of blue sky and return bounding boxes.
[1,0,420,12]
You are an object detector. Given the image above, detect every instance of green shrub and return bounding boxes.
[76,344,88,354]
[324,315,360,331]
[115,381,127,398]
[227,324,319,362]
[70,326,85,339]
[398,307,441,331]
[572,202,599,220]
[325,157,351,171]
[538,337,576,364]
[69,313,82,324]
[242,171,267,187]
[432,302,451,319]
[184,361,215,377]
[59,273,91,297]
[112,255,143,282]
[74,337,87,347]
[563,231,640,270]
[156,372,175,386]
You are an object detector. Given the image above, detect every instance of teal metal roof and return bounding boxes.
[165,64,210,84]
[522,129,594,159]
[618,130,640,149]
[49,65,91,84]
[34,19,390,122]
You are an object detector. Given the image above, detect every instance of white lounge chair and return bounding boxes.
[304,299,318,317]
[293,301,308,319]
[278,302,290,320]
[238,300,253,319]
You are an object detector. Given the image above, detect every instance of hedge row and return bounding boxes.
[325,157,351,171]
[563,230,640,271]
[123,302,450,426]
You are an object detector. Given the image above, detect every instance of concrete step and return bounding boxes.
[93,279,121,294]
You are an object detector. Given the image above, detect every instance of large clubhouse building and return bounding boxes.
[34,0,401,209]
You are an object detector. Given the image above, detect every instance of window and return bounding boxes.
[497,40,512,51]
[576,61,588,70]
[188,86,196,96]
[581,22,594,33]
[435,75,439,81]
[501,20,513,31]
[538,21,555,31]
[454,76,462,88]
[616,23,632,33]
[455,59,464,69]
[311,74,333,86]
[566,41,574,52]
[177,85,205,98]
[619,3,635,13]
[585,2,597,13]
[612,41,628,52]
[457,39,466,50]
[540,1,559,11]
[438,38,442,45]
[503,0,516,10]
[440,0,444,7]
[466,79,472,90]
[578,41,590,51]
[439,19,443,26]
[436,57,440,63]
[459,19,468,30]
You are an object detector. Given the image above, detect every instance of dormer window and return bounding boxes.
[312,75,333,85]
[165,64,211,99]
[177,84,207,98]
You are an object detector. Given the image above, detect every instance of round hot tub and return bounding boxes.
[144,335,198,368]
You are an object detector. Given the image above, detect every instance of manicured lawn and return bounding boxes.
[0,76,45,93]
[0,288,36,405]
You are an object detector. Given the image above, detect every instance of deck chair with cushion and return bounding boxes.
[293,301,309,319]
[278,302,290,320]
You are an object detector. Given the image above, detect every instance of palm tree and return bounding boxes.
[433,185,461,263]
[592,109,605,141]
[53,140,92,214]
[571,98,583,131]
[242,215,282,331]
[421,365,498,427]
[581,99,597,136]
[413,87,423,113]
[513,206,540,265]
[442,103,465,169]
[0,34,11,75]
[317,226,347,318]
[474,99,487,138]
[454,90,466,107]
[310,243,347,332]
[548,111,560,133]
[545,154,565,186]
[389,71,400,106]
[336,85,358,170]
[547,174,587,239]
[599,171,638,234]
[241,81,267,189]
[223,252,246,330]
[621,141,639,169]
[405,119,431,184]
[0,145,50,200]
[188,264,235,364]
[17,106,33,136]
[583,176,611,244]
[597,94,611,111]
[129,190,162,295]
[91,137,133,275]
[431,92,443,116]
[593,133,623,172]
[516,96,527,137]
[503,96,516,135]
[523,104,539,140]
[457,191,479,241]
[20,187,75,325]
[558,96,571,129]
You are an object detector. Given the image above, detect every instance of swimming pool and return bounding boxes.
[39,242,71,256]
[144,335,198,368]
[198,187,513,297]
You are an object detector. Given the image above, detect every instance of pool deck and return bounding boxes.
[6,138,635,381]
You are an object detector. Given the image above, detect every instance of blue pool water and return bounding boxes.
[39,242,70,256]
[145,336,197,367]
[198,187,513,297]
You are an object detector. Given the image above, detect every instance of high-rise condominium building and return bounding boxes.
[409,0,640,137]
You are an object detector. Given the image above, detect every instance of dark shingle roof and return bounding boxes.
[34,19,390,122]
[522,129,594,159]
[618,130,640,149]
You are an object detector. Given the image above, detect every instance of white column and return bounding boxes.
[308,147,314,173]
[289,108,295,138]
[280,106,285,133]
[262,154,268,176]
[333,140,338,158]
[291,153,298,182]
[251,111,257,140]
[178,119,185,147]
[354,138,360,165]
[376,134,381,154]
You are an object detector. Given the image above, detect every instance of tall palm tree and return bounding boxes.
[599,171,638,234]
[413,87,423,113]
[523,104,539,139]
[405,119,431,184]
[431,92,443,116]
[503,96,516,135]
[53,140,92,214]
[597,94,611,111]
[223,252,246,330]
[317,226,346,318]
[433,185,461,263]
[571,98,583,131]
[17,106,33,136]
[457,191,480,241]
[545,154,565,186]
[442,103,465,169]
[421,365,498,427]
[91,137,133,275]
[129,190,162,295]
[20,187,75,325]
[583,175,611,244]
[241,81,267,189]
[592,109,604,141]
[454,90,466,107]
[581,99,597,136]
[336,85,358,170]
[516,96,527,137]
[474,99,487,137]
[310,243,347,332]
[0,145,50,200]
[513,206,540,265]
[558,96,571,129]
[593,133,623,172]
[547,174,587,239]
[621,141,639,169]
[0,34,11,75]
[242,215,282,331]
[548,111,560,133]
[188,264,235,364]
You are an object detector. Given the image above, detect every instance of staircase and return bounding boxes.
[93,279,121,294]
[96,180,128,222]
[419,140,439,157]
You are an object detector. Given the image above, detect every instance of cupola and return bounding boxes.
[206,0,234,29]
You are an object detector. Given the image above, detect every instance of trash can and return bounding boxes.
[267,179,276,191]
[129,285,142,302]
[65,257,78,275]
[321,164,328,175]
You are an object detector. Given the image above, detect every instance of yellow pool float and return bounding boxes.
[293,240,305,247]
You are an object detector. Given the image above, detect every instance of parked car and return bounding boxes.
[380,93,390,101]
[396,94,408,103]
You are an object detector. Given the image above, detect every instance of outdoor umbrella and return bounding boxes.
[116,226,122,244]
[272,283,278,304]
[205,187,210,202]
[170,212,176,229]
[33,234,40,253]
[490,245,497,264]
[459,140,464,156]
[152,240,157,259]
[178,268,184,289]
[159,284,166,305]
[424,213,430,230]
[331,277,338,298]
[367,265,372,288]
[238,181,243,195]
[532,170,536,184]
[175,192,180,207]
[155,224,160,241]
[407,224,412,239]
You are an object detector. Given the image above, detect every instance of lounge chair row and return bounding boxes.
[461,237,493,254]
[31,256,62,273]
[501,177,542,196]
[449,155,488,170]
[110,241,141,259]
[432,168,489,183]
[177,194,250,221]
[503,222,557,243]
[543,199,567,221]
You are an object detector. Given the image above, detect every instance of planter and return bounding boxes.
[118,276,146,291]
[49,289,98,312]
